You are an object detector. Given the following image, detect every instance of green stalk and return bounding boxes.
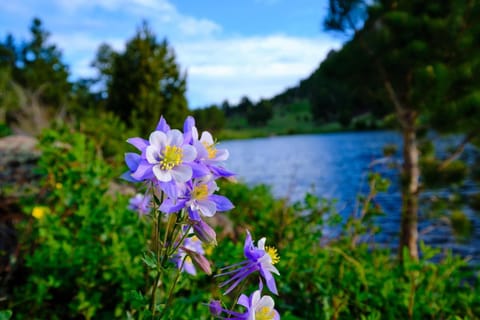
[150,191,165,317]
[158,256,187,319]
[226,281,247,319]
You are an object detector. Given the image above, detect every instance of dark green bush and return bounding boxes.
[8,129,148,319]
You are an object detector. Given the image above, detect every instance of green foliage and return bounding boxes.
[0,123,11,137]
[9,129,148,319]
[76,109,134,162]
[3,18,71,108]
[246,98,273,126]
[215,181,479,319]
[191,105,226,132]
[421,159,468,188]
[5,133,479,319]
[0,67,19,123]
[0,310,12,320]
[450,210,473,239]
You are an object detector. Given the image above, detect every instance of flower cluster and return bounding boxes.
[124,116,280,318]
[125,115,234,246]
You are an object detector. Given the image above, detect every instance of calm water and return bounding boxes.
[221,131,480,263]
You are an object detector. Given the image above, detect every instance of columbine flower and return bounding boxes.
[172,236,208,276]
[216,231,280,295]
[128,193,151,216]
[208,289,280,320]
[122,116,170,183]
[145,129,197,183]
[159,178,233,220]
[183,116,235,178]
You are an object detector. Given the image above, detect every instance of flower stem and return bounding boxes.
[150,191,165,317]
[226,281,247,319]
[158,256,187,319]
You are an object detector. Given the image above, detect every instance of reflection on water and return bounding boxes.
[221,131,480,263]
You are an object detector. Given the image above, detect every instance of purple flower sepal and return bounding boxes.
[216,231,280,295]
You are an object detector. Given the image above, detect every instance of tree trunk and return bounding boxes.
[399,114,420,261]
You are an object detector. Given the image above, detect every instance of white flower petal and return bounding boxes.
[251,290,261,306]
[257,237,266,250]
[215,149,229,161]
[259,252,280,274]
[256,295,275,310]
[197,200,217,217]
[182,144,197,162]
[170,164,192,183]
[192,126,199,141]
[167,129,183,146]
[153,166,172,182]
[200,131,214,145]
[149,131,167,149]
[146,146,160,164]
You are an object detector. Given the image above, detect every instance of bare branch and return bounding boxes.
[438,131,478,170]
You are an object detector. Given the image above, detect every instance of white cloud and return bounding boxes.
[52,0,221,37]
[175,35,341,106]
[178,17,222,37]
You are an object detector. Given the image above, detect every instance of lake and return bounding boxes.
[221,131,480,264]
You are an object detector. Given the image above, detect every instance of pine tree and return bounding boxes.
[97,22,188,132]
[325,0,480,260]
[15,18,71,108]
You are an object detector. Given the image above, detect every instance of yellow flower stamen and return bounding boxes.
[192,184,209,200]
[265,246,280,265]
[202,142,218,159]
[256,306,275,320]
[160,145,183,170]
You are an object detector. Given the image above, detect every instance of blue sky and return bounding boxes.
[1,0,344,108]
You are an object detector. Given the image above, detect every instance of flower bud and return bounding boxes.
[182,246,212,275]
[208,300,222,316]
[193,220,217,245]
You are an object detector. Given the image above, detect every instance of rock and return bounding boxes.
[0,135,41,196]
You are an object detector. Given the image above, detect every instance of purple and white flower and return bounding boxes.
[183,117,235,178]
[209,289,280,320]
[216,231,280,295]
[128,193,151,216]
[160,178,233,221]
[145,129,197,183]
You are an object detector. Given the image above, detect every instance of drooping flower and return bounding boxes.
[159,177,233,220]
[172,236,208,276]
[192,218,217,245]
[216,231,280,295]
[208,289,280,320]
[182,245,212,275]
[128,193,151,216]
